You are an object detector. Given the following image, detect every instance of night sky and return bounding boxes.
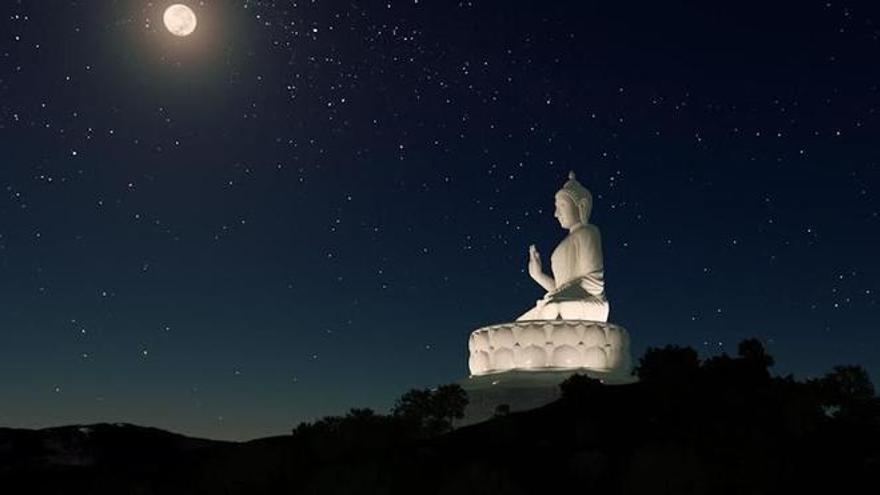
[1,0,878,441]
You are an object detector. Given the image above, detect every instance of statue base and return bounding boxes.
[454,368,637,427]
[468,320,633,377]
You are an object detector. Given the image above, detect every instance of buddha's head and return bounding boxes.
[554,171,592,229]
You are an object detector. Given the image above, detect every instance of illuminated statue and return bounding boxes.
[459,172,635,427]
[466,171,631,377]
[518,171,609,322]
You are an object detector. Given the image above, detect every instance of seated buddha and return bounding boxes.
[518,171,610,322]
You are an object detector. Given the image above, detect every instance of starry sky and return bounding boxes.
[1,0,878,441]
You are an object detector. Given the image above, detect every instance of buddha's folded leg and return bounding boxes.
[538,301,561,319]
[516,299,554,321]
[557,299,609,322]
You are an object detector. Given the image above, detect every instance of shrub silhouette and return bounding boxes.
[290,407,412,458]
[493,404,511,417]
[808,365,877,421]
[737,338,775,368]
[635,345,700,382]
[815,365,875,402]
[559,373,603,405]
[392,383,468,436]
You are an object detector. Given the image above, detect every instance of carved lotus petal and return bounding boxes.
[490,327,515,349]
[552,325,580,347]
[469,351,491,374]
[493,348,515,370]
[582,325,606,348]
[552,345,581,368]
[605,326,628,350]
[470,332,490,353]
[583,346,608,369]
[515,345,547,369]
[518,326,546,347]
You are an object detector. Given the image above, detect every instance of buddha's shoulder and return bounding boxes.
[573,223,601,240]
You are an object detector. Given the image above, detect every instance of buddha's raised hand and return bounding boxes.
[528,244,542,279]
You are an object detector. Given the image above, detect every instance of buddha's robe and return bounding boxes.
[517,223,610,322]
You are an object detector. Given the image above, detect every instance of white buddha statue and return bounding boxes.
[518,171,609,322]
[465,171,631,378]
[461,172,633,424]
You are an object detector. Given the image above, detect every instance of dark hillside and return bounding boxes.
[3,342,878,494]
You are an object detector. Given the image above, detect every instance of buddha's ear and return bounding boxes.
[578,198,591,223]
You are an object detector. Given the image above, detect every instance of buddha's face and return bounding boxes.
[554,192,581,229]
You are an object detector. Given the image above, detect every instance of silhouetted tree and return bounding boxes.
[346,407,379,420]
[635,345,700,382]
[432,384,470,424]
[737,338,775,368]
[392,389,433,429]
[493,404,511,417]
[289,407,419,459]
[392,383,468,435]
[819,365,875,401]
[559,373,603,405]
[809,365,877,420]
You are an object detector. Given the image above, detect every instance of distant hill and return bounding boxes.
[0,423,230,493]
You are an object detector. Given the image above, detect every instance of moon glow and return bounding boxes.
[163,4,197,37]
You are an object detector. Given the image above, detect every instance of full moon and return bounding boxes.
[163,4,197,37]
